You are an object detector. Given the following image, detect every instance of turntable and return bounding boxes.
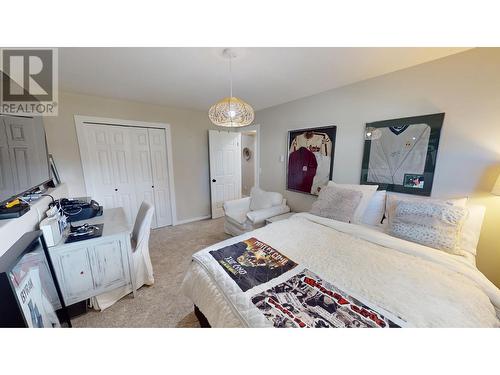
[65,223,104,244]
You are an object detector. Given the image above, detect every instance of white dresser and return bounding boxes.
[48,208,135,306]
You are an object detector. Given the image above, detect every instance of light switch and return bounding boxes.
[279,155,285,163]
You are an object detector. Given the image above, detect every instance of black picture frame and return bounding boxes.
[360,113,444,196]
[286,125,337,195]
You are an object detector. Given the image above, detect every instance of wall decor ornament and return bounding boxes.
[360,113,444,196]
[242,147,252,161]
[286,126,337,195]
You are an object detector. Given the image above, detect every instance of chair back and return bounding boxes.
[131,201,155,252]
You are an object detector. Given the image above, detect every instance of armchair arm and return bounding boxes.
[246,205,291,224]
[223,197,251,215]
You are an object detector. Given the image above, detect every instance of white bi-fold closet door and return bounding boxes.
[80,123,172,228]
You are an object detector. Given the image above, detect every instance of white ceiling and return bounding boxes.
[59,47,469,112]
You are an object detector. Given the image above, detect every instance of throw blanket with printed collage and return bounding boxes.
[208,237,402,328]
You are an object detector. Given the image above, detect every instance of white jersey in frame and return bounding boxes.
[367,123,430,185]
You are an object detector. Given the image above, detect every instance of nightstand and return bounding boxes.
[265,212,296,225]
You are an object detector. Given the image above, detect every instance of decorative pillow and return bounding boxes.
[327,181,378,224]
[310,186,363,223]
[384,193,468,225]
[460,204,486,256]
[361,190,386,226]
[389,200,468,254]
[249,187,282,211]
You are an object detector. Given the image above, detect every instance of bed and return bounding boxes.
[181,213,500,328]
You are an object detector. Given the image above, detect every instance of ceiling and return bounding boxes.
[59,47,469,112]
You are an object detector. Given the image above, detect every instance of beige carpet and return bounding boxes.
[72,217,230,328]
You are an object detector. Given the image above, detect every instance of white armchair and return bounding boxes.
[223,187,290,236]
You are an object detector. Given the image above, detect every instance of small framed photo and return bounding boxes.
[403,174,425,189]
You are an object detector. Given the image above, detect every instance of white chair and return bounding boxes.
[223,187,290,236]
[90,202,155,311]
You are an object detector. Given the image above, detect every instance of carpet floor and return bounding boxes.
[72,217,230,328]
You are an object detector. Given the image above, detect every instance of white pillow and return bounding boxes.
[327,181,378,224]
[361,190,386,226]
[460,204,486,256]
[249,187,282,211]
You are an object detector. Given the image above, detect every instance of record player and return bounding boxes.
[65,223,104,243]
[54,197,103,222]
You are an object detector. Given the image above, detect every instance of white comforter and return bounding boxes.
[181,213,500,327]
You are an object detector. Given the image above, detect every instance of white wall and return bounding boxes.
[256,48,500,287]
[43,91,218,222]
[241,132,256,196]
[0,184,68,257]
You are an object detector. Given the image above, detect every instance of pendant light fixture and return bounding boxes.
[208,48,255,127]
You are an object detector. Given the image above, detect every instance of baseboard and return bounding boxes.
[174,214,212,226]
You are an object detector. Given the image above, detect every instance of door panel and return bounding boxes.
[90,240,127,290]
[148,128,172,227]
[53,246,94,305]
[84,125,119,209]
[108,126,138,224]
[209,130,242,218]
[129,127,157,228]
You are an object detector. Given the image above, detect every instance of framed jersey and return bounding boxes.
[287,126,337,195]
[361,113,444,196]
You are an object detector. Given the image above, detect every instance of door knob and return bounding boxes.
[212,179,216,182]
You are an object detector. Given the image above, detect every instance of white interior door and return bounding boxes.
[208,130,242,218]
[148,128,172,227]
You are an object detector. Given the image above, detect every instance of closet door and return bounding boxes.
[79,122,173,228]
[148,128,172,227]
[84,125,120,209]
[107,126,138,224]
[129,127,158,228]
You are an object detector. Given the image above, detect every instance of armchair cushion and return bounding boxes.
[223,196,251,215]
[226,210,249,225]
[246,204,291,224]
[249,187,283,211]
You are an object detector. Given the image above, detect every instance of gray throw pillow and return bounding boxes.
[310,186,363,223]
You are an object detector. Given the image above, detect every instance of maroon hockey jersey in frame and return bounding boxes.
[287,147,318,193]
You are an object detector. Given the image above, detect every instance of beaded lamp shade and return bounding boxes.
[208,96,254,127]
[208,48,254,128]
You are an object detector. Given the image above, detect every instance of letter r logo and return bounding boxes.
[1,49,54,102]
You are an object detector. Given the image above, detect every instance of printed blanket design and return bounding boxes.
[209,237,297,292]
[251,269,402,328]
